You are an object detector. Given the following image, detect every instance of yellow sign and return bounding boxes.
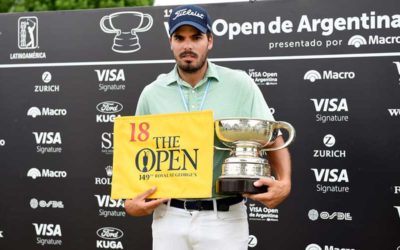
[111,111,214,199]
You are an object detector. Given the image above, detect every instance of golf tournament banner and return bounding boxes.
[111,111,214,199]
[1,0,400,249]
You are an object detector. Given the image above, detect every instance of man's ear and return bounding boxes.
[208,33,214,50]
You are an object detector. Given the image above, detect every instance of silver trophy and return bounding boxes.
[215,119,295,194]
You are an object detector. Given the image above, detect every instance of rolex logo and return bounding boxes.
[105,165,113,177]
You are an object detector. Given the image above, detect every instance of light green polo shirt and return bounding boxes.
[136,61,275,197]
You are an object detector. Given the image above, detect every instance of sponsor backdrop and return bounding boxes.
[0,0,400,249]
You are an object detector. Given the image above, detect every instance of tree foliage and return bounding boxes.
[1,0,154,13]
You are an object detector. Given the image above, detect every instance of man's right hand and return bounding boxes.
[124,187,169,216]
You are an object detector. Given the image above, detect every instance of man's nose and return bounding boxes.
[182,40,193,50]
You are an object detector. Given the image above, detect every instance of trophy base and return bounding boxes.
[216,178,268,194]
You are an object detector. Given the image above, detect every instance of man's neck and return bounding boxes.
[178,62,208,87]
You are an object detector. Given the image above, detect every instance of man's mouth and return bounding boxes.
[180,52,197,59]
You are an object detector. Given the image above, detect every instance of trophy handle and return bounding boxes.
[214,146,233,152]
[100,15,119,34]
[135,14,153,32]
[262,121,295,152]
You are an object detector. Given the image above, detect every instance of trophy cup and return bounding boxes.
[100,11,153,53]
[215,119,295,194]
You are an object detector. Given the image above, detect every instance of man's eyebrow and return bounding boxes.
[173,33,183,38]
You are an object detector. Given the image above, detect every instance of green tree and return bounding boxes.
[2,0,154,13]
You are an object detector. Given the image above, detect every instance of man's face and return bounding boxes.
[170,25,213,74]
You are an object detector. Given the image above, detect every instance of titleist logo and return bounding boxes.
[173,9,204,20]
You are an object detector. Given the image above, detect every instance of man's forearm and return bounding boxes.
[268,136,292,184]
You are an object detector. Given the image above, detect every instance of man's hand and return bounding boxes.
[243,178,291,208]
[124,187,169,216]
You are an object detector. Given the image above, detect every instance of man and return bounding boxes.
[124,5,292,250]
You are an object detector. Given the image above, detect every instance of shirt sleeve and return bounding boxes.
[135,86,150,116]
[246,75,275,121]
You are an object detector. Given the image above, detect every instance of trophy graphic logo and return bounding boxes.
[100,11,153,53]
[215,119,295,194]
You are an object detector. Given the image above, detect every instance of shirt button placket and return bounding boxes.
[189,88,196,111]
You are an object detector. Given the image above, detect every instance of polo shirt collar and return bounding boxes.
[164,60,220,87]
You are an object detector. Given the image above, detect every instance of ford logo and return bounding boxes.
[96,101,123,114]
[96,227,124,240]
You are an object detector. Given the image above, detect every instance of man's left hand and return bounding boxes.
[243,177,291,208]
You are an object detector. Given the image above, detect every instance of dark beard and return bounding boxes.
[177,59,206,73]
[176,51,207,74]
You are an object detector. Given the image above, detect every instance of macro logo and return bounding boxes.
[305,244,322,250]
[304,70,322,83]
[305,243,355,250]
[27,168,67,179]
[308,209,352,221]
[310,98,349,123]
[304,70,355,82]
[348,34,400,48]
[27,107,41,118]
[347,35,367,48]
[96,227,124,249]
[30,198,64,209]
[96,101,123,123]
[248,235,258,248]
[95,69,126,92]
[18,16,39,49]
[27,168,41,179]
[27,106,67,118]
